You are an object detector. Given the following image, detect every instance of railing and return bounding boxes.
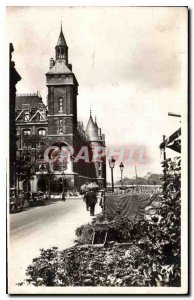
[106,185,162,195]
[16,93,40,97]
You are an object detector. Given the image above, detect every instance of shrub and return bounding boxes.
[75,224,93,245]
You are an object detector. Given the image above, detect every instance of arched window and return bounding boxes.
[23,129,31,136]
[59,98,63,112]
[22,129,31,148]
[38,129,46,136]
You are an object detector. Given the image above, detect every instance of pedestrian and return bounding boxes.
[83,191,89,211]
[86,189,97,216]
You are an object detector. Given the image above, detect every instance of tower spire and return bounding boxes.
[94,115,99,129]
[55,23,68,62]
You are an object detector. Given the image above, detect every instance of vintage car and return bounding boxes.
[9,188,24,213]
[29,191,47,207]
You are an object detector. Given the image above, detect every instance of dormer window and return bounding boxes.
[24,111,30,121]
[59,98,63,112]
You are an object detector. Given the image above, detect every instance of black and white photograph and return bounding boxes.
[6,5,188,295]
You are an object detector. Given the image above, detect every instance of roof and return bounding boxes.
[85,114,101,142]
[16,94,45,109]
[94,116,98,129]
[47,60,72,75]
[56,27,67,47]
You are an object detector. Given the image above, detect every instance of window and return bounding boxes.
[24,111,30,121]
[98,162,102,178]
[59,98,63,112]
[38,129,46,136]
[23,129,31,148]
[23,129,31,136]
[39,163,46,171]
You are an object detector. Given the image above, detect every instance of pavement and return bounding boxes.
[8,197,102,292]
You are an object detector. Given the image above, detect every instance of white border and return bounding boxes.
[0,0,191,297]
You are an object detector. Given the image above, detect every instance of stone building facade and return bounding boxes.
[15,26,106,193]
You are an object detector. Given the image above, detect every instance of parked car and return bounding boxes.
[29,191,47,207]
[9,188,24,213]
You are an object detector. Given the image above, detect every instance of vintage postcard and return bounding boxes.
[7,6,188,294]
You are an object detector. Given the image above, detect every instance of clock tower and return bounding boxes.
[46,25,78,147]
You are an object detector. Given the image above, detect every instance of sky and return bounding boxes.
[6,6,187,182]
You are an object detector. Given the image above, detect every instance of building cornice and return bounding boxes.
[47,134,73,137]
[47,114,73,117]
[16,122,47,125]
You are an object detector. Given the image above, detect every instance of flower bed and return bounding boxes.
[23,243,179,287]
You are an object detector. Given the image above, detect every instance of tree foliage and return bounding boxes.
[115,173,162,186]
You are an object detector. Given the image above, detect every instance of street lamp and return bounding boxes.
[119,162,124,188]
[109,156,116,193]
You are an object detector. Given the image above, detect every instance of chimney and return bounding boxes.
[50,58,55,69]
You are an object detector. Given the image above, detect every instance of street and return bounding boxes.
[9,197,101,291]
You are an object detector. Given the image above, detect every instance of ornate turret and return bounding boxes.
[47,24,74,75]
[85,111,101,142]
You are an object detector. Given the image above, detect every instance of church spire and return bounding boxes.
[55,23,68,62]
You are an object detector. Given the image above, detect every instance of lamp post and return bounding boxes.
[119,162,124,188]
[109,156,116,193]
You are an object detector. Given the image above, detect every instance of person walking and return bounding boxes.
[83,190,90,211]
[86,189,97,216]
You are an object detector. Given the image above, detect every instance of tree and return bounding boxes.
[16,133,47,191]
[147,173,162,185]
[115,174,162,186]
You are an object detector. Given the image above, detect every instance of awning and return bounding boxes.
[104,192,159,219]
[159,128,181,153]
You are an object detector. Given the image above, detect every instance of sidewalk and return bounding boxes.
[9,197,102,291]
